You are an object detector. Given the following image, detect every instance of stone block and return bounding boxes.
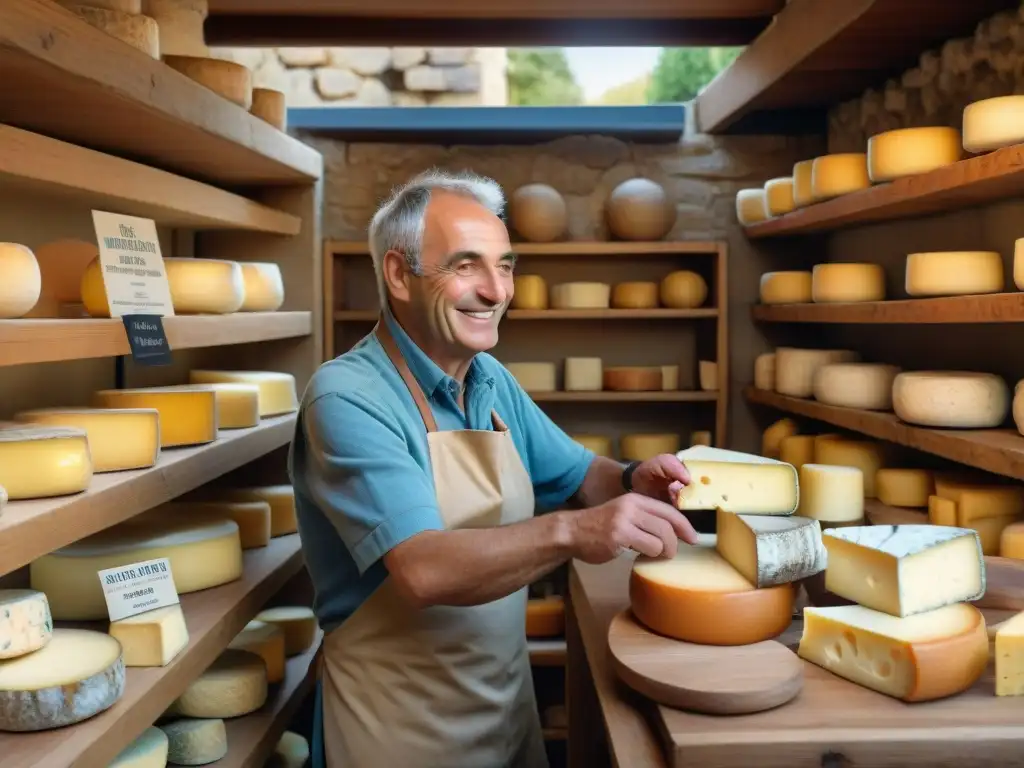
[404,65,447,91]
[444,64,482,93]
[393,92,428,106]
[392,47,427,69]
[316,67,361,99]
[277,47,329,67]
[428,93,480,106]
[287,70,322,107]
[427,47,472,65]
[357,78,393,106]
[210,47,267,70]
[331,47,393,76]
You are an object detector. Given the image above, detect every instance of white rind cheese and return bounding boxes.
[269,731,311,768]
[775,347,860,398]
[892,371,1009,428]
[109,726,169,768]
[161,717,228,765]
[674,446,798,515]
[0,590,52,660]
[239,262,286,312]
[754,352,775,391]
[716,510,826,588]
[813,363,900,411]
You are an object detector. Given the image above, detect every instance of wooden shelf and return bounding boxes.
[325,240,722,257]
[219,632,322,768]
[532,391,717,403]
[1,312,312,367]
[528,638,567,667]
[745,386,1024,481]
[0,414,296,578]
[0,535,305,768]
[752,294,1024,324]
[0,0,321,185]
[335,309,716,321]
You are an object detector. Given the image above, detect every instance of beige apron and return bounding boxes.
[318,319,549,768]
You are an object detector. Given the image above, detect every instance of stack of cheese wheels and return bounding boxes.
[161,719,228,765]
[59,1,160,59]
[509,184,567,243]
[774,347,860,398]
[926,474,1024,556]
[631,446,820,646]
[761,418,798,459]
[800,524,989,703]
[905,251,1003,296]
[892,371,1009,429]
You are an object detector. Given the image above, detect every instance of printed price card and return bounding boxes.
[91,210,175,318]
[98,557,181,622]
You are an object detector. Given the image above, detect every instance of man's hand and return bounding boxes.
[630,453,692,506]
[567,492,699,564]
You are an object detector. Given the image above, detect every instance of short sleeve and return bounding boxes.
[300,392,444,573]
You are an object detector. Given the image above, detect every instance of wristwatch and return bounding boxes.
[621,460,642,492]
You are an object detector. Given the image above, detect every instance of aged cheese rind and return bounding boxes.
[778,435,815,470]
[0,243,41,319]
[512,274,547,310]
[736,189,769,226]
[64,5,159,58]
[810,153,870,201]
[1000,523,1024,559]
[675,446,798,515]
[0,590,52,660]
[14,407,160,472]
[549,282,610,309]
[92,388,217,447]
[255,606,318,656]
[823,524,985,617]
[164,55,253,109]
[109,726,169,768]
[144,0,209,58]
[167,648,267,718]
[161,499,271,549]
[251,88,287,130]
[867,126,962,182]
[109,604,189,667]
[0,426,93,500]
[813,363,900,411]
[526,597,565,638]
[161,717,229,765]
[189,370,299,416]
[962,95,1024,153]
[505,363,556,392]
[764,177,795,217]
[603,366,662,392]
[892,371,1009,429]
[564,358,603,392]
[715,510,826,588]
[572,434,613,456]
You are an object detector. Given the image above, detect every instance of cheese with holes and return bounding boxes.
[92,388,217,447]
[611,281,658,309]
[928,494,957,526]
[525,596,565,637]
[630,534,794,645]
[962,95,1024,153]
[505,363,556,392]
[775,347,859,398]
[1001,523,1024,559]
[823,524,985,616]
[779,435,815,470]
[995,610,1024,696]
[161,718,228,765]
[620,433,679,462]
[229,620,286,684]
[204,485,298,537]
[799,603,988,701]
[762,418,798,459]
[154,383,260,429]
[164,55,253,108]
[754,352,775,391]
[764,177,795,216]
[109,726,169,768]
[14,407,160,472]
[269,732,311,768]
[0,590,52,660]
[905,251,1003,297]
[715,509,826,588]
[109,605,189,667]
[810,153,870,201]
[661,365,679,390]
[239,262,285,312]
[572,434,613,456]
[811,263,885,303]
[168,648,267,717]
[512,275,547,310]
[256,606,318,656]
[736,189,769,226]
[759,271,811,305]
[31,511,243,620]
[63,5,159,58]
[814,438,883,498]
[792,160,814,208]
[867,126,962,182]
[698,360,717,391]
[0,628,124,731]
[161,500,271,549]
[603,366,662,391]
[876,469,933,508]
[143,0,208,57]
[798,464,864,524]
[675,446,798,514]
[549,282,610,309]
[892,371,1009,428]
[189,370,298,416]
[813,363,900,411]
[0,427,92,500]
[690,430,712,447]
[251,87,287,130]
[564,358,602,391]
[659,271,707,309]
[0,243,41,319]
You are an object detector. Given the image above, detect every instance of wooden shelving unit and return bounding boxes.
[752,294,1024,325]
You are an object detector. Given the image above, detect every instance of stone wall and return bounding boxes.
[828,4,1024,151]
[211,46,508,107]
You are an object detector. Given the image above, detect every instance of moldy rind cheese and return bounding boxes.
[715,509,826,588]
[14,407,160,472]
[0,590,52,660]
[759,271,811,305]
[161,718,228,765]
[0,426,93,500]
[108,726,169,768]
[867,126,962,182]
[904,251,1003,297]
[811,263,885,303]
[892,371,1009,428]
[611,282,658,309]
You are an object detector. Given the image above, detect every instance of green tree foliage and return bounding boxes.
[647,47,744,103]
[592,73,652,106]
[507,49,584,106]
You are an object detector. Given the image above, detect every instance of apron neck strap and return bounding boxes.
[375,316,439,434]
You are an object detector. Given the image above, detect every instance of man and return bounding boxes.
[290,169,699,768]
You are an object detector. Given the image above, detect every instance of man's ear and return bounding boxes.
[382,250,411,302]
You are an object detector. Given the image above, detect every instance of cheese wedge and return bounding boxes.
[995,610,1024,696]
[715,509,826,588]
[674,446,798,515]
[108,604,189,667]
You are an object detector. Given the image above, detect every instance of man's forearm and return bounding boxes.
[573,455,628,508]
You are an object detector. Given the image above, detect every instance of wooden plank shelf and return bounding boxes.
[0,414,296,577]
[751,294,1024,324]
[533,391,717,403]
[0,0,322,186]
[1,312,312,367]
[335,310,716,321]
[219,632,322,768]
[745,386,1024,481]
[743,141,1024,239]
[0,535,305,768]
[325,240,722,257]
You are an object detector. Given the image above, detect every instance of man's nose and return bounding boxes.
[476,270,506,305]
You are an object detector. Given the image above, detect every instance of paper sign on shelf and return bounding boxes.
[98,557,181,622]
[91,210,175,318]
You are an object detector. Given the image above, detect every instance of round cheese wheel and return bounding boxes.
[754,352,776,391]
[550,282,610,309]
[1014,379,1024,437]
[810,153,870,201]
[736,189,768,226]
[867,126,962,182]
[761,418,798,459]
[779,434,815,470]
[144,0,209,57]
[620,433,680,461]
[23,239,97,318]
[605,178,675,241]
[525,596,564,637]
[661,365,679,391]
[813,438,881,498]
[163,55,252,109]
[64,5,159,58]
[239,262,285,312]
[760,271,812,304]
[1001,522,1024,559]
[251,87,286,130]
[764,177,795,216]
[775,347,860,398]
[0,243,41,319]
[603,367,662,392]
[792,160,814,207]
[811,263,885,303]
[797,464,864,524]
[892,371,1009,428]
[511,274,547,310]
[962,95,1024,154]
[1014,239,1024,291]
[659,271,707,309]
[813,363,901,411]
[905,251,1003,296]
[572,434,613,457]
[611,281,658,309]
[509,184,567,243]
[875,469,934,508]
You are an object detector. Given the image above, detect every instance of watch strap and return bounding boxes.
[621,460,642,492]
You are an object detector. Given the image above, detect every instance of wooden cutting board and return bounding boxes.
[607,609,804,715]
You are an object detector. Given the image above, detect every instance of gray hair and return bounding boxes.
[368,169,506,303]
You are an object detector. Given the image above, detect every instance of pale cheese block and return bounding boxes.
[255,606,318,656]
[571,434,613,457]
[0,628,124,731]
[109,726,169,768]
[876,469,933,508]
[205,485,297,536]
[810,153,870,201]
[928,494,958,526]
[144,0,209,57]
[764,177,795,217]
[962,95,1024,153]
[812,363,900,411]
[92,388,217,447]
[659,270,707,309]
[761,418,798,459]
[661,365,679,390]
[14,407,160,472]
[239,262,285,312]
[0,426,92,500]
[905,251,1003,297]
[168,648,267,718]
[0,590,52,660]
[811,263,885,303]
[160,500,271,548]
[0,243,41,319]
[153,382,260,429]
[799,603,988,701]
[754,352,775,391]
[564,358,602,392]
[620,433,679,462]
[778,435,815,470]
[64,5,159,58]
[735,188,769,226]
[822,524,985,616]
[775,347,859,398]
[525,596,564,637]
[675,446,798,515]
[630,534,794,645]
[892,371,1009,428]
[603,366,661,392]
[792,160,814,208]
[164,55,252,108]
[109,604,189,667]
[698,360,717,391]
[814,438,883,498]
[690,430,712,447]
[31,510,243,620]
[1015,240,1024,292]
[189,370,299,416]
[505,362,556,393]
[549,282,610,310]
[161,718,228,765]
[1015,378,1024,436]
[1002,523,1024,559]
[229,620,286,684]
[611,281,658,309]
[251,87,287,130]
[994,610,1024,696]
[269,731,311,768]
[797,464,864,525]
[867,126,961,182]
[22,239,97,318]
[511,275,547,310]
[715,509,826,588]
[759,271,811,304]
[934,477,1024,526]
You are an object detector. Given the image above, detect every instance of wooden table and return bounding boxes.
[566,554,1024,768]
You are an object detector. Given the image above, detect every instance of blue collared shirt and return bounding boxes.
[288,310,595,632]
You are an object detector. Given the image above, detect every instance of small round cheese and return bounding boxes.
[754,352,776,391]
[775,347,860,398]
[811,263,885,303]
[764,177,796,216]
[905,251,1003,296]
[814,438,882,498]
[659,271,707,309]
[255,606,318,656]
[792,160,814,208]
[1015,239,1024,291]
[163,55,253,109]
[251,87,287,130]
[760,271,812,304]
[810,153,870,201]
[603,367,662,392]
[779,434,815,470]
[813,363,901,411]
[168,649,267,718]
[797,464,864,524]
[962,95,1024,154]
[0,243,41,319]
[892,371,1010,429]
[875,469,934,508]
[605,178,675,241]
[239,262,285,312]
[611,281,658,309]
[1014,379,1024,437]
[511,274,548,310]
[867,126,962,182]
[510,184,567,243]
[761,418,798,459]
[736,188,769,226]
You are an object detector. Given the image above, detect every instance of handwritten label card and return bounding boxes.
[98,557,181,622]
[91,210,175,318]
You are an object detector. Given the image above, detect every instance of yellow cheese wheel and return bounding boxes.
[603,367,662,392]
[735,189,768,226]
[611,282,658,309]
[605,178,675,241]
[779,434,815,470]
[572,434,613,457]
[754,353,775,391]
[239,262,285,312]
[962,95,1024,154]
[764,177,795,216]
[867,126,962,182]
[144,0,208,57]
[797,464,864,524]
[509,184,567,243]
[810,154,870,201]
[659,271,707,309]
[761,418,798,459]
[876,469,934,508]
[811,263,885,303]
[505,363,556,393]
[792,160,814,207]
[620,433,680,462]
[661,365,679,390]
[905,251,1003,297]
[525,596,564,637]
[550,282,610,309]
[251,88,287,130]
[0,243,41,319]
[163,55,252,109]
[64,5,159,58]
[1015,239,1024,292]
[1000,522,1024,559]
[814,438,883,498]
[760,271,812,304]
[511,275,547,310]
[892,371,1009,429]
[690,430,712,447]
[22,239,97,318]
